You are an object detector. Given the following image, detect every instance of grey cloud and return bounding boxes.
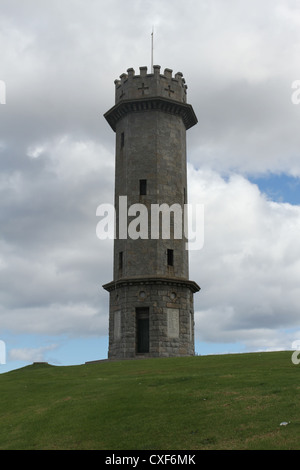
[1,0,300,354]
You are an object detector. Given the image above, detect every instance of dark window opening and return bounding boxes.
[136,307,149,353]
[167,249,174,266]
[140,179,147,195]
[121,132,125,149]
[119,251,123,270]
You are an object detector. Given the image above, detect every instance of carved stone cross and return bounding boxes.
[165,85,175,97]
[138,83,149,95]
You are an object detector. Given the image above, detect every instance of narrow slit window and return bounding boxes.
[136,307,150,353]
[121,132,125,149]
[167,249,174,267]
[140,179,147,195]
[119,251,123,270]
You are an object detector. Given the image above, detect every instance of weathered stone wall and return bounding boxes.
[113,110,188,280]
[107,280,195,358]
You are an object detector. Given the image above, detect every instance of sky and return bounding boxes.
[1,0,300,373]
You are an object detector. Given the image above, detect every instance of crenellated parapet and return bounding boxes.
[105,65,197,132]
[114,65,188,104]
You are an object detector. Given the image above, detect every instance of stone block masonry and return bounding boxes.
[103,65,200,359]
[105,278,199,358]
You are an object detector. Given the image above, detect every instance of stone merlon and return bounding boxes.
[105,65,197,132]
[114,65,188,105]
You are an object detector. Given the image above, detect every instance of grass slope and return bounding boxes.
[0,351,300,450]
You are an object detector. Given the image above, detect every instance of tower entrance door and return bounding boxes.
[136,308,149,353]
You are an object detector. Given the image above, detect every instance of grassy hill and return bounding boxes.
[0,351,300,450]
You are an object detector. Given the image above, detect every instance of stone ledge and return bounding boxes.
[104,97,198,132]
[102,276,200,294]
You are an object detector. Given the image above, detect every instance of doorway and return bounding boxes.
[136,307,149,353]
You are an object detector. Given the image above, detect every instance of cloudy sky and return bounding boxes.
[1,0,300,372]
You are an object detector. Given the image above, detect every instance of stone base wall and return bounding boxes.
[106,278,197,359]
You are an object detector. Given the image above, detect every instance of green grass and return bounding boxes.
[0,351,300,449]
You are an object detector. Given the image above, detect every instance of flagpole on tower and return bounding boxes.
[151,26,154,73]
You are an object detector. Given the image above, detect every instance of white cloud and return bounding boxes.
[44,135,114,182]
[189,166,300,350]
[0,133,114,337]
[9,344,58,363]
[1,303,107,337]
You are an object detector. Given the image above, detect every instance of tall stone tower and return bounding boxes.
[103,65,200,359]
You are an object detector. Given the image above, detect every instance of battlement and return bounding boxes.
[105,65,197,131]
[114,65,188,104]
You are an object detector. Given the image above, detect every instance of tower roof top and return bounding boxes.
[114,65,188,104]
[104,65,198,132]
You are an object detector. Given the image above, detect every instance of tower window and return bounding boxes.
[167,249,174,266]
[136,307,150,353]
[139,179,147,195]
[121,132,125,149]
[119,251,123,271]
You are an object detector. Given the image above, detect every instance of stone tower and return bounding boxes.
[103,65,200,359]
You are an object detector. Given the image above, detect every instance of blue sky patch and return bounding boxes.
[250,174,300,205]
